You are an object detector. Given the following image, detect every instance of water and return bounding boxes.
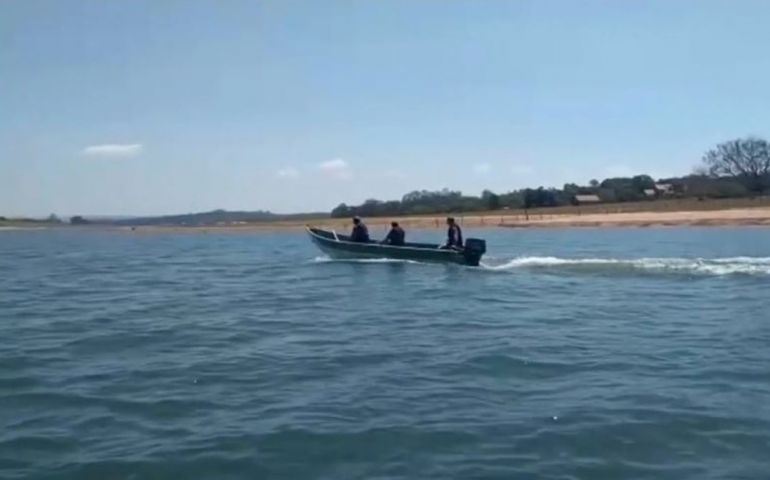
[2,227,769,479]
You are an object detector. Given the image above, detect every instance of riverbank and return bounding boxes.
[0,225,50,231]
[112,205,770,233]
[6,198,770,233]
[499,207,770,228]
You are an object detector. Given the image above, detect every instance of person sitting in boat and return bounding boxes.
[350,216,370,242]
[382,221,405,246]
[444,217,463,249]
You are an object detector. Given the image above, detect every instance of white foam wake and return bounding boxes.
[312,256,420,265]
[481,256,770,276]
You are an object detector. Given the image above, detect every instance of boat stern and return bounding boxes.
[463,238,486,266]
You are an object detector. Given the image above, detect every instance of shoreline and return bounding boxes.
[5,204,770,233]
[97,205,770,232]
[498,207,770,229]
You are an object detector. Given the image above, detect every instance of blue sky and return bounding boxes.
[2,0,769,216]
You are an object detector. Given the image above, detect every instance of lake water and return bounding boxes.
[2,227,770,479]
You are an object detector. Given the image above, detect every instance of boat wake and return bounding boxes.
[480,256,770,276]
[312,256,421,265]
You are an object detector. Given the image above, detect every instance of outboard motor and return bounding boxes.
[463,238,486,266]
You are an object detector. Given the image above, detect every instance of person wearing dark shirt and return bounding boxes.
[382,221,405,246]
[445,217,463,249]
[350,216,370,242]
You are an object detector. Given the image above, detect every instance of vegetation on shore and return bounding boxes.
[0,214,63,226]
[333,137,770,218]
[110,210,328,227]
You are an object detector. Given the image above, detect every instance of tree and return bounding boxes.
[703,137,770,192]
[589,179,600,188]
[563,183,580,196]
[682,175,748,199]
[600,177,644,202]
[481,190,500,210]
[331,203,351,218]
[70,216,90,225]
[522,189,536,210]
[631,175,655,192]
[498,191,524,209]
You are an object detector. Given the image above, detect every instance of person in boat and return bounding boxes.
[350,216,370,242]
[382,221,405,246]
[444,217,463,249]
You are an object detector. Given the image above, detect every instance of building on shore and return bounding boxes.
[574,194,601,205]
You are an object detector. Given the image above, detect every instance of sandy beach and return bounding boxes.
[498,207,770,228]
[7,199,769,234]
[115,204,770,234]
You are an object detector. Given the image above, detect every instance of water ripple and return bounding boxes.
[2,228,770,479]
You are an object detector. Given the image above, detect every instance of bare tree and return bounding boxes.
[703,137,770,191]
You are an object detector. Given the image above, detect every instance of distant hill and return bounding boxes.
[111,209,328,226]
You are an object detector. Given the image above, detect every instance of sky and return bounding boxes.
[2,0,770,217]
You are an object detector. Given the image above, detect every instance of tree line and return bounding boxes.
[331,137,770,218]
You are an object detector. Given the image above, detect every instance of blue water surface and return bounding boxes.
[1,227,769,479]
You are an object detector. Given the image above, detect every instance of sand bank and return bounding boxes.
[113,206,770,234]
[498,207,770,228]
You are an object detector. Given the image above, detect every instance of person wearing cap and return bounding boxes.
[350,216,370,242]
[382,221,405,246]
[444,217,463,249]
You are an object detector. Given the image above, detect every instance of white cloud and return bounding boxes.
[82,143,143,158]
[319,158,347,171]
[473,163,491,174]
[319,158,352,180]
[276,167,299,178]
